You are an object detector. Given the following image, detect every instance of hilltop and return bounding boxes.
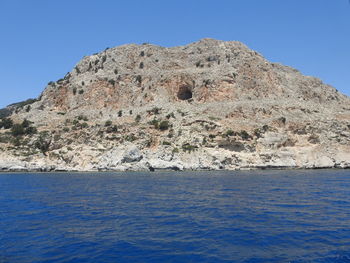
[0,39,349,171]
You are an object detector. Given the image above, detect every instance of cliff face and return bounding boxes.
[1,39,349,171]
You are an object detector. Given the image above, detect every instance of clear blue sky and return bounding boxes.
[0,0,349,108]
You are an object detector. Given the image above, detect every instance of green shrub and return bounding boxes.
[73,87,77,95]
[135,75,142,84]
[118,110,123,117]
[240,130,251,140]
[105,120,112,127]
[139,62,144,69]
[182,144,197,153]
[22,119,31,128]
[149,119,159,129]
[166,112,175,119]
[106,125,118,133]
[159,120,170,131]
[12,137,22,147]
[0,118,13,129]
[35,134,51,154]
[78,89,84,94]
[11,124,25,137]
[172,147,179,153]
[125,134,137,142]
[81,122,89,128]
[149,107,161,115]
[0,134,11,143]
[162,141,171,146]
[25,126,37,135]
[77,115,88,121]
[225,129,235,137]
[135,114,141,122]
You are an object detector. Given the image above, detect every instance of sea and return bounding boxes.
[1,170,350,263]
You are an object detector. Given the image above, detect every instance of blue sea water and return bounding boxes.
[1,170,350,263]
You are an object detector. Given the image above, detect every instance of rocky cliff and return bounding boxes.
[1,38,349,171]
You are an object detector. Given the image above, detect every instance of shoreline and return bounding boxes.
[1,166,349,173]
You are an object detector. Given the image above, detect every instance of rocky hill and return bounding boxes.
[0,38,349,171]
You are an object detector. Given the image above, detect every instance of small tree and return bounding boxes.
[35,134,51,155]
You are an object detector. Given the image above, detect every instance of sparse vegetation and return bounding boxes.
[78,89,84,94]
[10,119,37,137]
[149,118,160,129]
[139,62,144,69]
[135,75,142,84]
[34,132,51,155]
[166,112,175,119]
[125,134,137,142]
[182,143,197,153]
[102,55,107,63]
[162,141,171,146]
[172,147,179,153]
[308,134,320,144]
[148,107,161,115]
[135,114,141,123]
[0,118,13,129]
[81,122,89,129]
[278,117,286,125]
[118,110,123,117]
[11,124,25,137]
[105,120,112,127]
[239,130,251,140]
[106,125,118,133]
[77,115,88,121]
[75,66,81,74]
[225,129,235,137]
[159,120,170,131]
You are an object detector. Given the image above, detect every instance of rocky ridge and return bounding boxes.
[0,38,349,171]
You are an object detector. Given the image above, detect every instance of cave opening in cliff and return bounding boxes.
[177,86,193,100]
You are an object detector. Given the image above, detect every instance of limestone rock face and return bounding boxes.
[0,39,349,171]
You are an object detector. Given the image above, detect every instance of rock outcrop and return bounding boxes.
[0,39,349,171]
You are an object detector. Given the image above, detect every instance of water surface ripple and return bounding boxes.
[1,170,350,262]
